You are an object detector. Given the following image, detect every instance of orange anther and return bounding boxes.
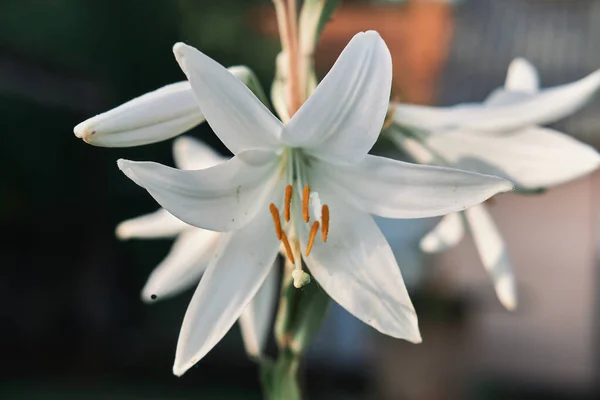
[284,184,292,222]
[302,185,310,223]
[321,205,329,242]
[305,221,320,256]
[269,203,283,240]
[280,231,295,264]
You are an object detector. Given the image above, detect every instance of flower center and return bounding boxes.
[268,183,330,288]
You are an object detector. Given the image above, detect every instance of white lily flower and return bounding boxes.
[73,66,254,147]
[117,31,513,376]
[391,58,600,310]
[116,136,278,359]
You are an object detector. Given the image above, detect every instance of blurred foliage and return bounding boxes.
[0,0,279,394]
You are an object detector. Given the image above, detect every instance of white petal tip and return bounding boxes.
[173,42,195,64]
[362,30,382,39]
[141,288,160,304]
[499,292,518,311]
[117,158,134,175]
[503,300,518,312]
[115,222,132,240]
[410,334,423,344]
[496,277,518,311]
[508,57,533,70]
[172,365,186,377]
[501,180,516,193]
[419,236,444,254]
[73,121,96,142]
[116,158,128,169]
[172,359,195,377]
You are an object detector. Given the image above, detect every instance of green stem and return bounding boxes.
[261,262,331,400]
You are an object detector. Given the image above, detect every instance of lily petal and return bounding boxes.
[74,81,203,147]
[464,204,517,311]
[314,155,513,219]
[423,127,600,189]
[173,43,283,154]
[141,228,221,302]
[284,31,392,164]
[299,191,421,342]
[482,58,540,107]
[393,102,482,131]
[172,136,226,171]
[172,200,281,376]
[504,58,539,93]
[394,69,600,132]
[116,208,188,239]
[238,263,278,358]
[117,149,280,232]
[420,212,465,253]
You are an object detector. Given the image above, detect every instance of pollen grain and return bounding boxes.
[321,205,329,242]
[305,221,320,256]
[269,203,283,240]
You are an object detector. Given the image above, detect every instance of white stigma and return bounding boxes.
[292,269,311,288]
[309,192,322,221]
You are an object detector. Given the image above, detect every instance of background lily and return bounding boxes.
[116,135,277,359]
[73,66,265,147]
[117,30,513,376]
[387,58,600,310]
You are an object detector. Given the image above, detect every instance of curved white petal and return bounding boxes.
[393,102,482,131]
[238,263,278,358]
[116,208,188,239]
[117,150,280,232]
[314,155,513,219]
[424,127,600,189]
[172,200,281,376]
[504,58,539,93]
[464,204,517,311]
[483,90,532,108]
[173,43,283,154]
[394,68,600,132]
[299,191,421,342]
[284,31,392,164]
[141,229,221,302]
[172,136,226,171]
[420,212,465,253]
[74,81,204,147]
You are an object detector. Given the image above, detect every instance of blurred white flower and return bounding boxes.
[116,136,278,359]
[117,31,513,375]
[390,58,600,310]
[73,66,256,147]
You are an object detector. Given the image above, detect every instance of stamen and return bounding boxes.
[321,205,329,242]
[305,221,320,256]
[302,185,310,222]
[269,203,283,240]
[284,184,292,222]
[280,231,295,264]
